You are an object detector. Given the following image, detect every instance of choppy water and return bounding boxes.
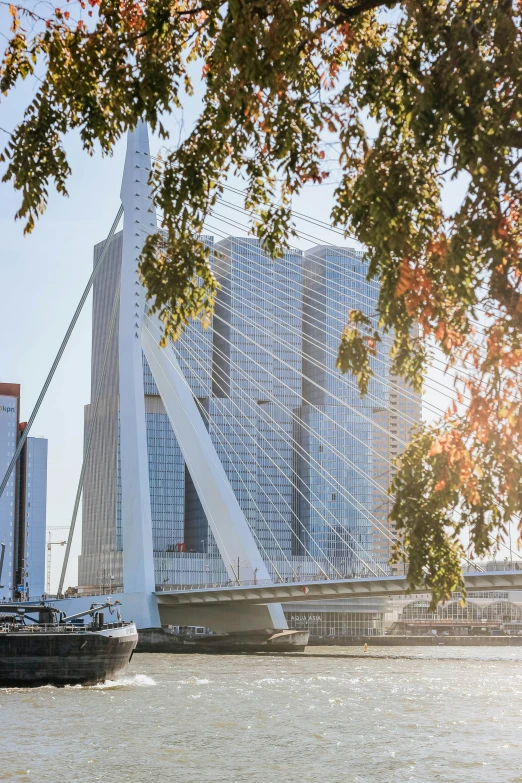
[2,647,522,782]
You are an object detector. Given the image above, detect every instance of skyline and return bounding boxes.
[0,90,471,591]
[0,131,370,592]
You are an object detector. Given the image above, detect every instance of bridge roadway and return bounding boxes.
[155,570,522,608]
[37,570,522,633]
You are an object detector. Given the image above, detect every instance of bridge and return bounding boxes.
[2,121,521,638]
[43,569,522,635]
[158,570,522,608]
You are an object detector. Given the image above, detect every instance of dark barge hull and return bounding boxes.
[0,632,137,687]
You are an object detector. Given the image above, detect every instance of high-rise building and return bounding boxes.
[371,372,421,571]
[78,232,213,590]
[296,246,421,572]
[295,246,386,571]
[0,383,47,600]
[79,227,421,589]
[201,237,303,562]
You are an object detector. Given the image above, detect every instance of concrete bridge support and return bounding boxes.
[157,602,286,634]
[117,122,286,634]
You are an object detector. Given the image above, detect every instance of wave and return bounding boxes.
[89,673,156,689]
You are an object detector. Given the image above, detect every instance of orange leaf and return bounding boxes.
[396,258,414,297]
[435,321,446,342]
[429,439,443,456]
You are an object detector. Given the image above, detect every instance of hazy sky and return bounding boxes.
[2,43,499,591]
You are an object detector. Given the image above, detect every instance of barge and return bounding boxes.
[0,600,138,687]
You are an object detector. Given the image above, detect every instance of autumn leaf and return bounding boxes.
[396,258,415,297]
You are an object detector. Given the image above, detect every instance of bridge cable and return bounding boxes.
[145,316,358,577]
[143,213,471,410]
[181,334,387,576]
[160,322,374,575]
[146,159,498,329]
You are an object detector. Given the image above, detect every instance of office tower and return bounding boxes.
[371,372,421,571]
[184,237,303,564]
[295,245,390,572]
[78,232,213,590]
[79,226,420,588]
[0,383,47,600]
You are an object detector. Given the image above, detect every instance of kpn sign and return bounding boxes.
[0,405,15,414]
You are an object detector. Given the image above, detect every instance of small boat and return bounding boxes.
[0,600,138,687]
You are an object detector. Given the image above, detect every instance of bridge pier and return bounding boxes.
[157,601,286,635]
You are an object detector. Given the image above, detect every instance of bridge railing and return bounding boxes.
[154,566,519,593]
[154,573,388,592]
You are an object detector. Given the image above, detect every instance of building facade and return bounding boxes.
[78,232,214,590]
[296,246,390,573]
[371,372,422,571]
[79,230,421,593]
[0,383,47,600]
[285,597,387,639]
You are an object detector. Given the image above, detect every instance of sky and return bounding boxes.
[1,33,511,592]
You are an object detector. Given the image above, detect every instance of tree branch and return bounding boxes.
[329,0,398,22]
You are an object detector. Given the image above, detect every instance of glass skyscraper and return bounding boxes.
[294,246,388,572]
[79,233,420,590]
[79,232,214,589]
[183,238,303,565]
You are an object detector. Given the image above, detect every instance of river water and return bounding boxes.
[2,647,522,782]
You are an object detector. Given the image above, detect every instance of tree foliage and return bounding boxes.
[2,0,522,603]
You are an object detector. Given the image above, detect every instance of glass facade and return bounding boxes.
[184,398,296,561]
[22,437,47,600]
[297,247,389,573]
[212,237,302,406]
[284,599,386,638]
[81,230,420,590]
[0,389,18,597]
[294,406,373,569]
[200,237,303,564]
[401,599,522,623]
[81,232,215,588]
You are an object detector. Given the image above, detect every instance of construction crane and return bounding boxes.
[46,527,70,596]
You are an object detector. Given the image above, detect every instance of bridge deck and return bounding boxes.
[155,571,522,607]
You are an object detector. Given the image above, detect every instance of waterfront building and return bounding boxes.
[0,383,47,600]
[78,229,420,601]
[284,598,387,639]
[387,590,522,636]
[78,233,213,591]
[203,237,303,563]
[371,372,421,571]
[79,233,306,589]
[295,245,421,575]
[296,246,385,572]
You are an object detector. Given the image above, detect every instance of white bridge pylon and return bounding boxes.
[119,121,286,631]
